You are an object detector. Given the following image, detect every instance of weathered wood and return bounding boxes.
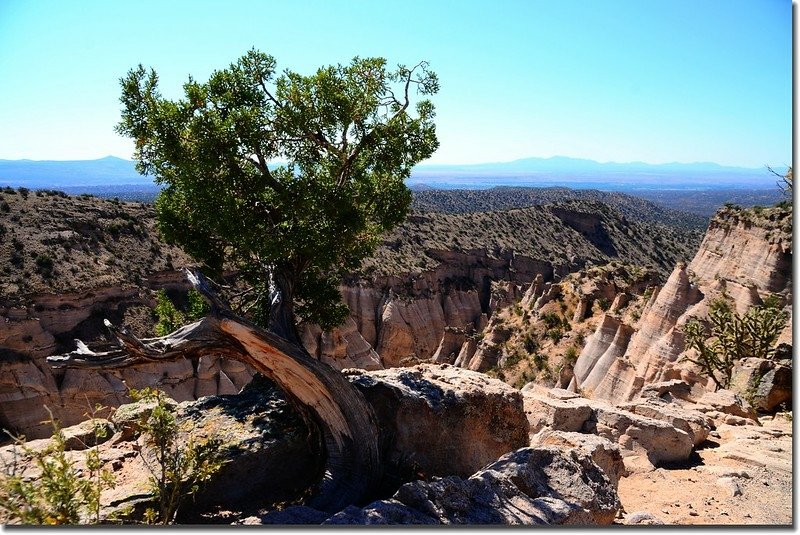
[47,270,382,513]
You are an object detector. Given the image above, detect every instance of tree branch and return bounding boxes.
[47,270,382,513]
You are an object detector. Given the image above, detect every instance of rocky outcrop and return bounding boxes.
[253,447,621,525]
[2,365,537,524]
[346,364,529,479]
[522,387,695,467]
[572,205,792,405]
[729,357,792,412]
[530,429,626,487]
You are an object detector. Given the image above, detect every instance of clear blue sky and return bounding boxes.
[0,0,792,167]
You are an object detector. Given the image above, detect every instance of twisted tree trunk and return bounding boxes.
[47,270,381,513]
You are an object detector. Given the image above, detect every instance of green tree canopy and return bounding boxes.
[116,50,438,342]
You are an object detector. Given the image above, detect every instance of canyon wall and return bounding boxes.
[301,250,569,371]
[571,205,793,404]
[0,272,255,438]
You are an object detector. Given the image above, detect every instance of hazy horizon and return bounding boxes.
[0,153,778,172]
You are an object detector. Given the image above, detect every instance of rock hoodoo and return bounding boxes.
[571,204,792,404]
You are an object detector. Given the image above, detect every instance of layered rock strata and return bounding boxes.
[571,205,792,404]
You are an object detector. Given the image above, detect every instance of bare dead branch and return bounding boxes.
[47,270,382,513]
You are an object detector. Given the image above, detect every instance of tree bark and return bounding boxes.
[267,266,302,347]
[46,270,381,513]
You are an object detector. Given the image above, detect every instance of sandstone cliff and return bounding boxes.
[571,204,792,404]
[0,191,253,438]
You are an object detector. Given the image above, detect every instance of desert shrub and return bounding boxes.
[564,345,579,367]
[597,297,611,311]
[522,332,538,353]
[154,289,209,337]
[0,408,115,525]
[186,288,210,321]
[683,297,787,390]
[129,388,225,525]
[153,290,185,336]
[17,187,29,198]
[34,254,54,276]
[532,353,548,371]
[575,331,586,346]
[0,200,10,213]
[546,327,563,343]
[540,312,562,330]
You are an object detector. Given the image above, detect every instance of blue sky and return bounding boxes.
[0,0,792,167]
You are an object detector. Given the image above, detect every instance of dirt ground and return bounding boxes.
[617,413,793,526]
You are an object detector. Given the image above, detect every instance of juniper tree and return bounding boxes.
[117,50,438,343]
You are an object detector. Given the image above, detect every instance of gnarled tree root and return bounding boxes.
[47,270,382,513]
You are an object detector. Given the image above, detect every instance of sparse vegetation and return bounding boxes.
[0,407,115,525]
[683,297,787,390]
[128,388,225,525]
[154,289,209,336]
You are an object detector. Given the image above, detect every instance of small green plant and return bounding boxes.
[596,297,611,312]
[522,331,538,353]
[683,298,787,390]
[564,345,579,367]
[154,289,209,336]
[532,352,548,371]
[540,312,562,330]
[186,288,210,321]
[34,254,54,276]
[129,388,225,525]
[546,327,563,344]
[0,407,115,525]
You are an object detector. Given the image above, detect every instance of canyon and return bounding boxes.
[0,186,792,525]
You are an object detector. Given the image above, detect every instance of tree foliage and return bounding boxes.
[117,50,439,338]
[767,165,792,197]
[154,289,209,336]
[683,297,787,390]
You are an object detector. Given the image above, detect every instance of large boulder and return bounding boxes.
[618,397,713,446]
[256,447,620,525]
[521,387,694,466]
[522,388,593,435]
[584,400,694,466]
[103,376,319,520]
[530,429,626,488]
[346,364,529,479]
[729,357,792,413]
[694,389,759,423]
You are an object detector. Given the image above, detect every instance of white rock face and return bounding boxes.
[572,207,792,404]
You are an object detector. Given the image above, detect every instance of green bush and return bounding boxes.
[34,254,54,276]
[546,327,563,343]
[129,388,225,525]
[0,408,115,525]
[154,289,209,337]
[540,312,562,330]
[564,345,579,367]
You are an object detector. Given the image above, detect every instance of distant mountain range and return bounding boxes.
[0,155,780,191]
[412,156,777,190]
[0,156,152,187]
[415,155,764,174]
